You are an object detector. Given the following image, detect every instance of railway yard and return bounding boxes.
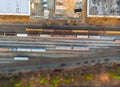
[0,23,120,87]
[0,33,120,72]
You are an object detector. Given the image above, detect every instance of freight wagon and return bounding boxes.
[0,48,9,51]
[14,56,29,60]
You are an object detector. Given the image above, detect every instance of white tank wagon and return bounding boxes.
[14,56,29,60]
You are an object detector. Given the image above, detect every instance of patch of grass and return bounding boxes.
[3,83,9,87]
[25,82,32,87]
[116,66,120,71]
[51,76,60,84]
[108,72,120,79]
[50,83,55,87]
[64,76,71,83]
[14,81,22,87]
[39,75,46,84]
[85,73,93,80]
[9,76,22,87]
[9,76,17,83]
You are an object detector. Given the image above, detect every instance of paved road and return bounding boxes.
[0,36,120,72]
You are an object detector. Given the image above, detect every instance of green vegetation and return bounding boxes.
[50,83,55,87]
[14,81,22,87]
[64,76,71,83]
[3,83,9,87]
[116,66,120,71]
[25,82,32,87]
[51,76,60,84]
[85,73,93,80]
[39,75,46,84]
[108,72,120,79]
[9,76,22,87]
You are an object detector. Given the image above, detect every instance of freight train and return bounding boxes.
[26,28,120,35]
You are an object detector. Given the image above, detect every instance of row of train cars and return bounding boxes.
[0,28,120,36]
[1,32,120,42]
[0,45,90,52]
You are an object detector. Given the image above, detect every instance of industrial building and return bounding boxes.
[30,0,83,19]
[0,0,119,22]
[0,0,30,15]
[0,0,84,19]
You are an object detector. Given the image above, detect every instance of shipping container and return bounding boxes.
[14,57,29,60]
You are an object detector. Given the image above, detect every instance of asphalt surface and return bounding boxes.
[0,36,120,72]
